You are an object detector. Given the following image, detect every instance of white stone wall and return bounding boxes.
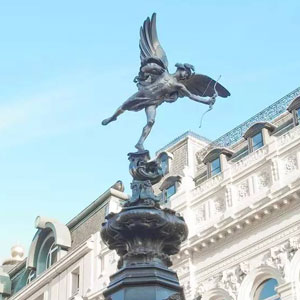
[168,125,300,300]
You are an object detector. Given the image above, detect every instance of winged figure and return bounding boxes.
[102,13,230,151]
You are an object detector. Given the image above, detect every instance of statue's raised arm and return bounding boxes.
[102,13,230,151]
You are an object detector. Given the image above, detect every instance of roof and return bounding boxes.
[156,130,211,154]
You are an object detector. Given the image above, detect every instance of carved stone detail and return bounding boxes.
[237,180,250,200]
[284,155,298,174]
[196,262,249,299]
[271,158,279,181]
[214,198,226,214]
[176,264,189,277]
[195,204,206,223]
[225,185,233,207]
[262,236,300,279]
[257,171,271,190]
[220,263,248,297]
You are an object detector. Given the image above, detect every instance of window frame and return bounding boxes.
[164,184,176,200]
[36,233,59,275]
[208,157,222,178]
[45,242,58,270]
[249,131,264,153]
[26,269,37,284]
[253,278,280,300]
[158,152,171,175]
[71,267,80,296]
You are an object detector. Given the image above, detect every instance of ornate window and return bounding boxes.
[254,278,280,300]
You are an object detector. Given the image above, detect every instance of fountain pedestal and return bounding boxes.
[101,151,188,300]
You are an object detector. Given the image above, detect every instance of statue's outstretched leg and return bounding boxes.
[135,105,156,151]
[102,107,125,126]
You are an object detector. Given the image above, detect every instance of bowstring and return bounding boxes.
[199,75,221,128]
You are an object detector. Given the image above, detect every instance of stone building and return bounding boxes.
[1,87,300,300]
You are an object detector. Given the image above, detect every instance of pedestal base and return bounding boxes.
[103,263,184,300]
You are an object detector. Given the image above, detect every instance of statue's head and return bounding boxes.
[175,63,195,80]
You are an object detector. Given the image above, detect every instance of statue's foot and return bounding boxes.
[102,116,116,126]
[135,143,144,151]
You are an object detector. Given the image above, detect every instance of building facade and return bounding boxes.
[1,87,300,300]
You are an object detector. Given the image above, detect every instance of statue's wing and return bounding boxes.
[139,13,168,69]
[181,74,230,98]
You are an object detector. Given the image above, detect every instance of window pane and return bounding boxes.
[252,132,263,151]
[166,185,176,199]
[27,270,36,284]
[256,278,279,300]
[46,243,58,269]
[160,153,169,174]
[210,158,221,176]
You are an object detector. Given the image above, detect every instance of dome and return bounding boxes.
[2,245,25,266]
[11,245,24,260]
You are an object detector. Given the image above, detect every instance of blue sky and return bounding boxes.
[0,0,299,262]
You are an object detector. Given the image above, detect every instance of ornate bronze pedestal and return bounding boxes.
[101,150,188,300]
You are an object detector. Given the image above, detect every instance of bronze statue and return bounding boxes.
[102,13,230,151]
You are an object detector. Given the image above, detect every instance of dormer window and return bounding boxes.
[203,148,233,178]
[165,184,176,200]
[243,122,275,153]
[209,157,221,177]
[250,132,264,152]
[26,216,71,281]
[157,152,172,175]
[159,176,181,203]
[287,95,300,126]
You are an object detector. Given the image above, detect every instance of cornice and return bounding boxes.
[174,201,300,281]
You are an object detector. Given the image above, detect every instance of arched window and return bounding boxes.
[254,278,280,300]
[36,234,58,274]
